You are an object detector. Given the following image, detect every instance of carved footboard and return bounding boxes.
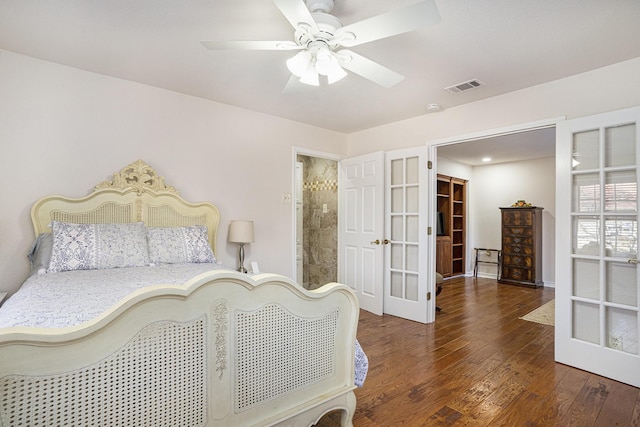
[0,271,359,427]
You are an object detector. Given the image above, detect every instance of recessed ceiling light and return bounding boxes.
[482,157,492,162]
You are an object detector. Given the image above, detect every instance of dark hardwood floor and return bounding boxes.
[315,277,640,426]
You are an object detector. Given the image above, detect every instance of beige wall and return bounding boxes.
[347,57,640,155]
[0,50,348,293]
[438,155,556,285]
[469,157,556,285]
[347,57,640,287]
[2,49,639,294]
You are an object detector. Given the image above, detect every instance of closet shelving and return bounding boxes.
[436,174,467,277]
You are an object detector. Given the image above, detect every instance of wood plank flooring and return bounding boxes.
[315,277,640,426]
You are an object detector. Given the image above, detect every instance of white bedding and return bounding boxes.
[0,263,229,329]
[0,264,369,387]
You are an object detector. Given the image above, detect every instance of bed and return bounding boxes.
[0,160,365,427]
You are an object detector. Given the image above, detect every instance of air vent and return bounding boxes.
[444,78,484,94]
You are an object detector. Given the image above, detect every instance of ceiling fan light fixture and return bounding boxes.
[314,47,335,75]
[286,51,312,77]
[314,48,346,84]
[326,62,347,84]
[299,66,320,86]
[202,0,442,90]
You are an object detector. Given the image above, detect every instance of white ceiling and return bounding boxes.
[437,127,556,166]
[1,0,639,135]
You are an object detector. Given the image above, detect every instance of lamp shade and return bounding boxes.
[228,220,255,244]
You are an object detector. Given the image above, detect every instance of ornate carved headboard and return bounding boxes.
[30,160,220,256]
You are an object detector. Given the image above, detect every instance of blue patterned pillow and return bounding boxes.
[48,222,150,272]
[147,225,215,264]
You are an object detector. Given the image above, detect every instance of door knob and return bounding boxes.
[382,239,390,245]
[628,258,639,264]
[370,239,380,245]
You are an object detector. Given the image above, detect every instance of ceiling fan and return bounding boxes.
[201,0,440,88]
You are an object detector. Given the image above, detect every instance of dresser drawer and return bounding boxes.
[502,254,533,268]
[502,210,533,226]
[502,266,535,283]
[503,226,533,237]
[503,235,533,246]
[502,244,534,255]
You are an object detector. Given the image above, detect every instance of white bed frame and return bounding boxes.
[0,160,359,427]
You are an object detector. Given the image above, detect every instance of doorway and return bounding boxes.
[296,153,339,290]
[431,119,559,289]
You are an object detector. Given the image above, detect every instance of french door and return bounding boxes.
[339,148,431,323]
[383,147,429,323]
[556,107,640,387]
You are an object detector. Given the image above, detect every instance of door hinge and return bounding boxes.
[427,226,432,235]
[427,160,433,169]
[427,291,432,301]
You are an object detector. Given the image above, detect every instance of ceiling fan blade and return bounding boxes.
[334,0,440,47]
[200,40,302,50]
[273,0,319,33]
[337,49,404,88]
[282,74,304,94]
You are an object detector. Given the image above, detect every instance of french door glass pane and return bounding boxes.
[604,216,637,258]
[604,171,637,212]
[573,258,599,300]
[573,129,600,171]
[573,216,600,255]
[391,159,403,185]
[391,216,403,241]
[406,157,419,184]
[606,307,638,354]
[406,245,418,272]
[573,173,600,212]
[406,274,418,302]
[606,261,637,306]
[605,124,636,168]
[406,186,419,212]
[573,301,600,344]
[391,188,403,213]
[406,215,419,242]
[391,272,402,297]
[390,243,402,269]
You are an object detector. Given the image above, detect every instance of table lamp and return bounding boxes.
[228,220,254,273]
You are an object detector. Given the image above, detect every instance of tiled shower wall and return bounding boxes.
[297,155,338,290]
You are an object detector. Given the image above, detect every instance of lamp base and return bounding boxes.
[237,243,247,274]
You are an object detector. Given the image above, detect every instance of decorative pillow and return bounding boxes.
[147,225,215,264]
[48,222,150,272]
[28,233,53,275]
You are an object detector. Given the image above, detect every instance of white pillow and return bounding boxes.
[147,225,215,264]
[48,221,150,272]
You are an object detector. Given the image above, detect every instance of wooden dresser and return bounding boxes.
[499,207,543,288]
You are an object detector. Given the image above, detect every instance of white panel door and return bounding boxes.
[383,147,429,323]
[556,106,640,387]
[339,152,385,315]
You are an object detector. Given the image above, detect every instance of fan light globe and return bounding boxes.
[315,48,334,75]
[299,66,320,86]
[313,47,347,84]
[286,51,312,77]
